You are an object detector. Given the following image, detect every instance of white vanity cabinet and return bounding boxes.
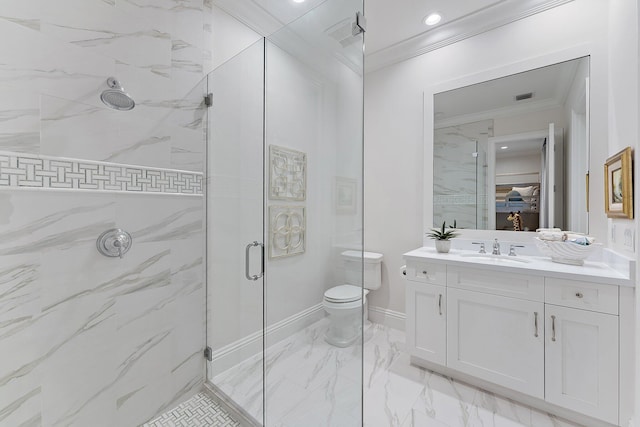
[404,253,628,427]
[405,281,446,364]
[405,261,447,365]
[447,287,544,398]
[545,298,619,424]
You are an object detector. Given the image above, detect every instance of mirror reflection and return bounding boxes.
[433,57,589,233]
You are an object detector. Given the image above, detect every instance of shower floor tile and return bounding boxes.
[142,392,241,427]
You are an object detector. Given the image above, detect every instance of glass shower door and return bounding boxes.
[263,0,365,425]
[206,40,266,425]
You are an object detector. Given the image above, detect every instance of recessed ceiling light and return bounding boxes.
[424,13,442,26]
[293,0,305,3]
[501,146,509,150]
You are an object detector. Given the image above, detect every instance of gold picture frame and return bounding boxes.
[604,147,633,219]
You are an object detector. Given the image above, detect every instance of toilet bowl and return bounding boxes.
[323,251,383,347]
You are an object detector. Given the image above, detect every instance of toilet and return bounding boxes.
[323,250,383,347]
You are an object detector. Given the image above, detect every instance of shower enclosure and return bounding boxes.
[0,0,363,425]
[206,1,365,425]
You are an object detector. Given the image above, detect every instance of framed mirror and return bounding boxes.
[431,56,589,233]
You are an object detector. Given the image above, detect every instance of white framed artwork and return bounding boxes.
[269,145,306,201]
[335,177,357,214]
[269,205,306,259]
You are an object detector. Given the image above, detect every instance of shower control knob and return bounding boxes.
[97,228,132,259]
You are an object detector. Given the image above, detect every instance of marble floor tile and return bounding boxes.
[198,320,585,427]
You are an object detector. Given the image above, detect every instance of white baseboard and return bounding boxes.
[368,305,406,331]
[209,303,325,373]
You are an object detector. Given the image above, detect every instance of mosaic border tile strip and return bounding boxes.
[0,151,203,195]
[143,392,241,427]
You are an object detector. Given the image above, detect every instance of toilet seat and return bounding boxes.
[323,285,369,303]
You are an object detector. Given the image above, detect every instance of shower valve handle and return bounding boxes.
[97,229,132,259]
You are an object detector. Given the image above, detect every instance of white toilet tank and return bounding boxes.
[341,250,383,290]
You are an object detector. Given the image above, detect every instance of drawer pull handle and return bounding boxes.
[551,315,556,342]
[438,294,443,316]
[534,312,538,337]
[422,270,427,275]
[575,292,584,298]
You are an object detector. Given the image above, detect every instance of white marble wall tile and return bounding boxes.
[40,94,174,169]
[0,0,208,425]
[0,190,204,426]
[0,89,41,154]
[115,349,203,427]
[0,192,117,256]
[433,121,492,229]
[0,0,42,31]
[0,254,43,427]
[202,0,214,75]
[116,195,204,243]
[0,19,116,102]
[40,296,117,427]
[40,1,172,72]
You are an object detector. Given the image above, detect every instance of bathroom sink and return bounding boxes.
[459,253,531,264]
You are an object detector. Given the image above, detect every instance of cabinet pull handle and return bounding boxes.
[438,294,443,316]
[551,315,556,342]
[575,292,584,298]
[422,270,428,275]
[534,312,538,337]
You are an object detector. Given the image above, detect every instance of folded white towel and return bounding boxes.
[537,231,564,241]
[536,230,595,245]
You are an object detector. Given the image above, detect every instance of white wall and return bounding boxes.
[496,153,541,178]
[608,0,639,256]
[364,0,615,314]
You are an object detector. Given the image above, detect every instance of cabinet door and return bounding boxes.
[447,288,544,398]
[406,281,446,365]
[545,305,619,424]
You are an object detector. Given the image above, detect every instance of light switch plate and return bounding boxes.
[623,228,635,250]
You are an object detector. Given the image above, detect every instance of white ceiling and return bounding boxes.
[434,57,586,127]
[496,137,545,159]
[365,0,502,54]
[213,0,575,72]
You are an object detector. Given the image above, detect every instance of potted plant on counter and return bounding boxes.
[427,221,459,253]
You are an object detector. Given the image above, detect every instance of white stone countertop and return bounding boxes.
[404,247,635,287]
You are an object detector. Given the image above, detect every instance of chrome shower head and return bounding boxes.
[100,77,135,111]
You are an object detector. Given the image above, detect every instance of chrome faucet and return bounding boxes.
[508,244,525,256]
[472,242,486,253]
[492,238,501,255]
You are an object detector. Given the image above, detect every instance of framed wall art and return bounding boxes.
[269,205,306,259]
[269,145,306,201]
[604,146,633,219]
[335,177,357,214]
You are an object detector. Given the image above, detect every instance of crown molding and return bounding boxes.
[365,0,574,73]
[434,97,562,129]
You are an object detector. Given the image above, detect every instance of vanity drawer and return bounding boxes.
[406,261,446,285]
[447,266,544,302]
[545,278,618,315]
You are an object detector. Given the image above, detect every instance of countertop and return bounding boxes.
[403,247,634,287]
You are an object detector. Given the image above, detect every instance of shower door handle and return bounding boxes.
[245,241,264,281]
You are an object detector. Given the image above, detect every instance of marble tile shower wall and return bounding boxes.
[0,1,213,426]
[433,120,492,229]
